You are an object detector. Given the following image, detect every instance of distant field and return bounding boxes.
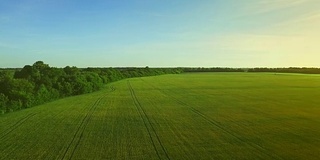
[1,73,320,159]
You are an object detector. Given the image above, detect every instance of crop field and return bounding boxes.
[1,73,320,159]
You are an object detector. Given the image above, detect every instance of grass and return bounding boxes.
[1,73,320,159]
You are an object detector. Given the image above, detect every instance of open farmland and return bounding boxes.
[1,73,320,159]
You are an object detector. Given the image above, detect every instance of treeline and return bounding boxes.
[182,67,320,74]
[183,67,244,72]
[248,67,320,74]
[0,61,182,114]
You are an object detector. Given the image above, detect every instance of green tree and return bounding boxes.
[0,93,8,114]
[8,79,35,109]
[64,66,80,75]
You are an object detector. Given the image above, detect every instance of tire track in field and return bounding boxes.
[61,97,102,160]
[139,78,283,160]
[127,80,170,160]
[0,113,37,140]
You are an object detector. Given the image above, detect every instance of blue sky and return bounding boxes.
[1,0,320,67]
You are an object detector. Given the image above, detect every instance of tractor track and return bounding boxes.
[61,97,102,160]
[0,113,37,140]
[61,86,115,160]
[139,78,283,160]
[127,80,170,160]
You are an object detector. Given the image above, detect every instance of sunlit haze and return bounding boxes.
[1,0,320,68]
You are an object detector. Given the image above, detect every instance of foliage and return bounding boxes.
[248,67,320,74]
[181,67,320,74]
[183,67,245,72]
[0,61,181,114]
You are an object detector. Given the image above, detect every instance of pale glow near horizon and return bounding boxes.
[0,0,319,67]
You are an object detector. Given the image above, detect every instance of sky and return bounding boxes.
[1,0,320,68]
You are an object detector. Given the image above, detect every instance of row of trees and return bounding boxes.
[2,63,319,114]
[183,67,244,72]
[182,67,320,74]
[247,67,320,74]
[0,61,182,114]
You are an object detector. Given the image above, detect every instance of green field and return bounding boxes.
[1,73,320,159]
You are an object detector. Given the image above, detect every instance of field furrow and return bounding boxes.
[139,77,280,158]
[0,113,37,140]
[61,97,102,160]
[128,80,170,160]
